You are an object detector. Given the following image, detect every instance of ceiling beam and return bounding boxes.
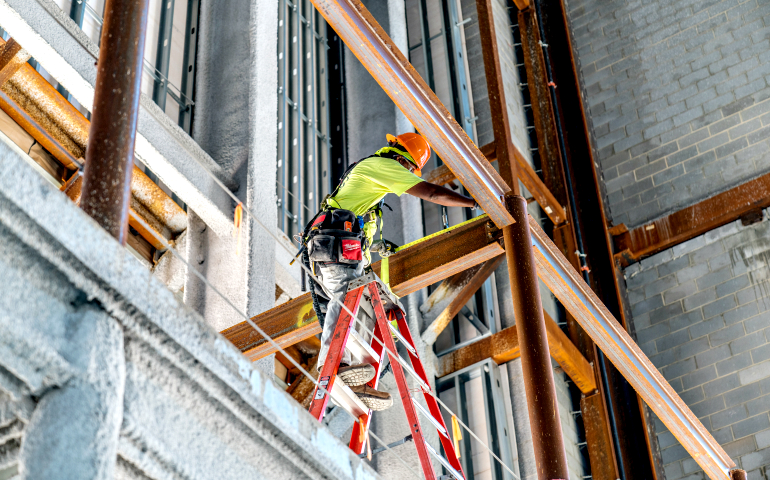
[221,215,505,360]
[436,310,596,395]
[612,171,770,267]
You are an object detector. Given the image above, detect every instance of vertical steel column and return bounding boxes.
[80,0,150,243]
[476,0,518,193]
[731,469,747,480]
[178,0,200,133]
[504,195,569,480]
[69,1,87,28]
[153,0,176,110]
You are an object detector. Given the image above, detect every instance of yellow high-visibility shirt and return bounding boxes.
[328,156,424,216]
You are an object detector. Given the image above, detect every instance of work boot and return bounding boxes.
[350,384,393,411]
[337,363,376,386]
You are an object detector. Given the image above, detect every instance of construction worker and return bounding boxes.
[303,133,477,410]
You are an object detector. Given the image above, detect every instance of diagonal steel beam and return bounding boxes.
[308,0,513,227]
[528,215,738,480]
[420,255,504,346]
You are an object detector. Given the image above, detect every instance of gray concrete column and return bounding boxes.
[19,307,125,479]
[185,0,278,359]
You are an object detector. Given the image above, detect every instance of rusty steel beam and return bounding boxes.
[529,215,742,480]
[490,141,566,225]
[0,39,186,244]
[420,255,504,346]
[223,215,504,360]
[0,90,79,179]
[436,310,596,395]
[437,325,520,378]
[0,38,29,87]
[504,195,569,480]
[0,38,89,162]
[511,0,530,11]
[221,293,321,361]
[613,171,770,267]
[423,141,566,225]
[519,8,569,209]
[371,217,504,296]
[62,171,171,250]
[80,0,150,243]
[308,0,513,228]
[476,0,518,194]
[581,392,621,480]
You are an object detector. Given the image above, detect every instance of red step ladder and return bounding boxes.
[308,272,466,480]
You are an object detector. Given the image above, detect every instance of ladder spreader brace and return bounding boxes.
[308,272,466,480]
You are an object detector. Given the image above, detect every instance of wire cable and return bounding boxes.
[128,214,423,480]
[35,8,522,470]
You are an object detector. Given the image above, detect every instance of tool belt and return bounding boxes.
[305,208,364,266]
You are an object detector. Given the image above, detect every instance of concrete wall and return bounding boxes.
[625,214,770,477]
[0,136,380,480]
[565,0,770,228]
[186,0,277,341]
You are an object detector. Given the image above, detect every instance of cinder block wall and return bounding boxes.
[624,214,770,477]
[565,0,770,228]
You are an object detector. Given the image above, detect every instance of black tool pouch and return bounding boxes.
[308,234,337,263]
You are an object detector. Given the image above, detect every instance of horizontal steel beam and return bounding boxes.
[436,310,596,395]
[222,293,321,362]
[529,215,736,480]
[0,38,186,246]
[309,0,514,227]
[222,215,504,360]
[612,171,770,266]
[423,141,566,225]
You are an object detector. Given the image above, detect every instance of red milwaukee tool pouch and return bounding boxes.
[338,236,363,264]
[308,234,337,263]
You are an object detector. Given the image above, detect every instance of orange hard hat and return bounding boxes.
[386,133,431,177]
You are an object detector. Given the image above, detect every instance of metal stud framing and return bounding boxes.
[276,0,332,238]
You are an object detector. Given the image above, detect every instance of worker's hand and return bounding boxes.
[371,239,399,257]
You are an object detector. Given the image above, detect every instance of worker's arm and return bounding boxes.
[406,181,476,208]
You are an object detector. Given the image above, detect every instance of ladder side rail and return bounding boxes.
[394,309,466,475]
[308,286,366,420]
[369,284,438,479]
[349,320,388,454]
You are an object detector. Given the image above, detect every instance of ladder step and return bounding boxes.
[358,434,413,458]
[346,328,381,365]
[412,398,448,438]
[387,322,417,356]
[330,377,368,418]
[424,440,464,480]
